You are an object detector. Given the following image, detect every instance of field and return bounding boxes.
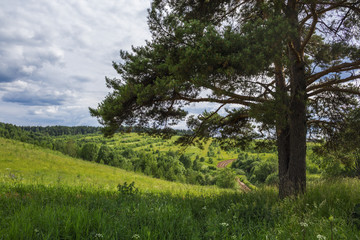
[54,132,241,166]
[0,137,231,195]
[1,137,360,239]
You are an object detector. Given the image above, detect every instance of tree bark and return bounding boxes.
[274,63,292,199]
[283,0,307,197]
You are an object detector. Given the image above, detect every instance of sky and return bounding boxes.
[0,0,156,127]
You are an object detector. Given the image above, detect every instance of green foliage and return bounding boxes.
[117,181,139,196]
[0,137,232,194]
[313,108,360,177]
[179,154,192,169]
[216,168,236,189]
[80,143,99,161]
[1,136,360,238]
[2,179,360,239]
[250,157,278,183]
[232,153,278,185]
[96,145,113,164]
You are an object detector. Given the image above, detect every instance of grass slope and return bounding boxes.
[71,132,241,166]
[0,137,232,195]
[1,137,360,239]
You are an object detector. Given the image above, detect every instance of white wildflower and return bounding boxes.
[300,222,308,227]
[220,222,229,227]
[132,234,140,239]
[317,234,326,240]
[95,233,103,238]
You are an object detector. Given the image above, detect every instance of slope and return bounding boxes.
[0,137,233,195]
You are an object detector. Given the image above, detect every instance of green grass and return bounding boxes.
[72,132,241,165]
[1,179,360,239]
[0,137,233,195]
[1,137,360,239]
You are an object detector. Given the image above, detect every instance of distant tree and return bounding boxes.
[65,140,78,157]
[314,108,360,176]
[192,159,201,171]
[91,1,360,198]
[97,145,113,164]
[179,154,192,169]
[80,143,99,161]
[216,168,236,189]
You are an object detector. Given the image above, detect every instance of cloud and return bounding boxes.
[0,0,152,126]
[2,90,71,106]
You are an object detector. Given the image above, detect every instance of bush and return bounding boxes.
[265,172,279,185]
[251,157,277,183]
[117,181,139,195]
[216,168,236,189]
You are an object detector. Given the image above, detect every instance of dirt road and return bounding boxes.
[216,159,236,168]
[216,158,251,192]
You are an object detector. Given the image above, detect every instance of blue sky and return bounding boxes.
[0,0,154,126]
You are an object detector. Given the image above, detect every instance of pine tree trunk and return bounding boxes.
[281,0,307,197]
[274,63,293,199]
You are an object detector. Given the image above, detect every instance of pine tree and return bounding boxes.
[90,0,360,198]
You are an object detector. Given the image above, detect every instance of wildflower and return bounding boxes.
[316,234,326,240]
[202,206,207,210]
[300,222,308,227]
[132,234,140,239]
[220,222,229,227]
[95,233,103,238]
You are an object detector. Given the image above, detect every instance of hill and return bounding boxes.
[1,137,360,239]
[0,137,233,195]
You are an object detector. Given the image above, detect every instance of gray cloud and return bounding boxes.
[2,90,69,106]
[0,0,152,126]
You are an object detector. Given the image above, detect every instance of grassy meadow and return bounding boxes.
[54,132,241,166]
[1,137,360,239]
[0,137,231,195]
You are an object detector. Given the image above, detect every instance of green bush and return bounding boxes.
[216,168,236,189]
[265,172,279,185]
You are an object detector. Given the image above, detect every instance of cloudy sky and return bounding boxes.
[0,0,154,126]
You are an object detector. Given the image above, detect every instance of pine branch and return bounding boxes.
[307,86,360,97]
[306,74,360,92]
[307,60,360,86]
[174,95,254,106]
[300,3,318,54]
[201,83,268,103]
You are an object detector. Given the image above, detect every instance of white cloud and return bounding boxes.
[0,0,152,126]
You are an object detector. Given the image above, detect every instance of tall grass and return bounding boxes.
[1,178,360,239]
[1,137,360,239]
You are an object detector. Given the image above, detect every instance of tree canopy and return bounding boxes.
[90,0,360,198]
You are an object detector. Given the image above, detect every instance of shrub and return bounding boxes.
[265,172,279,185]
[117,182,139,195]
[216,168,236,189]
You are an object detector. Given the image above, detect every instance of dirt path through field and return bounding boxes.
[216,159,251,192]
[216,159,236,168]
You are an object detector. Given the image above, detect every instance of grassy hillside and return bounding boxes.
[1,137,360,239]
[0,137,233,195]
[56,132,241,165]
